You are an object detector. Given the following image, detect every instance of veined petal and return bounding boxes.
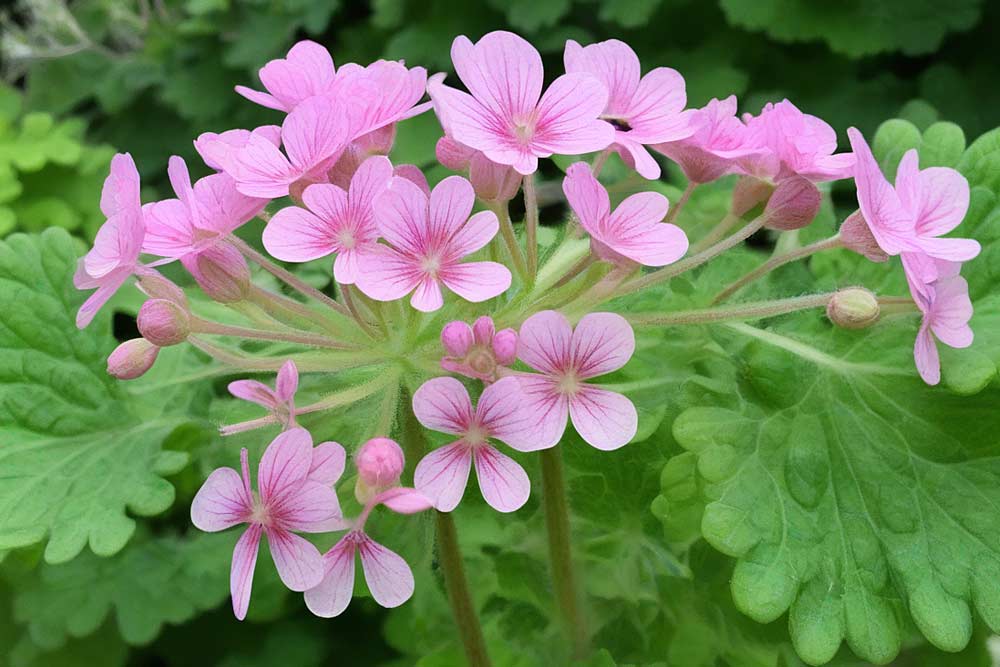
[376,487,435,514]
[353,246,423,302]
[895,155,969,238]
[358,534,415,608]
[914,321,940,385]
[474,445,530,513]
[231,524,262,620]
[625,67,690,143]
[517,310,574,374]
[304,536,356,618]
[254,40,336,111]
[563,39,640,116]
[563,162,610,237]
[571,312,635,378]
[533,73,614,158]
[278,480,343,533]
[309,440,346,486]
[515,375,570,450]
[265,527,325,592]
[414,442,473,512]
[263,206,338,262]
[569,385,637,450]
[227,379,279,409]
[452,31,543,119]
[258,428,313,505]
[446,210,498,260]
[191,467,251,532]
[429,175,476,243]
[283,96,351,173]
[412,376,474,435]
[410,276,444,312]
[348,155,394,223]
[440,261,511,303]
[141,199,195,258]
[375,176,429,256]
[846,128,915,255]
[233,134,297,198]
[477,376,556,451]
[275,360,298,401]
[100,153,141,220]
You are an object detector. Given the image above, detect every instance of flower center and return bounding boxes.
[465,423,490,445]
[249,497,271,526]
[513,118,534,145]
[556,371,581,396]
[421,254,442,276]
[467,346,496,376]
[603,115,632,132]
[337,229,356,249]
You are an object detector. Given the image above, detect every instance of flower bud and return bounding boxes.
[107,338,160,380]
[492,328,518,365]
[138,273,187,307]
[355,437,405,503]
[826,287,880,329]
[441,321,474,357]
[436,136,474,171]
[731,176,774,217]
[189,244,251,303]
[470,153,521,202]
[137,299,190,347]
[472,316,495,345]
[840,210,889,262]
[763,176,821,231]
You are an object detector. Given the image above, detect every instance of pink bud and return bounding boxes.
[470,153,521,202]
[731,176,775,217]
[356,124,396,156]
[826,287,880,329]
[107,338,160,380]
[436,136,474,171]
[394,164,431,197]
[137,299,190,347]
[472,316,495,345]
[840,210,889,262]
[763,176,821,230]
[355,437,405,489]
[492,328,518,365]
[441,321,474,357]
[189,243,250,303]
[138,273,187,307]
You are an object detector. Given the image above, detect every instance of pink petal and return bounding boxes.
[916,236,981,263]
[301,180,350,224]
[569,385,638,450]
[100,153,141,220]
[141,199,194,258]
[846,128,915,255]
[231,524,262,620]
[472,315,495,345]
[930,275,974,348]
[191,173,266,235]
[605,192,688,266]
[195,126,282,174]
[476,376,557,451]
[394,163,431,197]
[86,210,144,277]
[333,248,363,284]
[282,96,350,174]
[517,310,574,374]
[439,261,511,303]
[258,427,313,505]
[265,527,325,591]
[375,176,429,256]
[474,444,530,513]
[625,67,690,143]
[75,281,121,329]
[263,206,337,262]
[358,534,415,608]
[571,312,635,378]
[275,360,299,401]
[227,379,279,409]
[516,375,570,450]
[412,376,474,435]
[376,487,435,514]
[234,86,284,112]
[410,276,444,312]
[191,467,251,532]
[304,537,356,618]
[309,440,346,486]
[429,175,476,242]
[914,321,940,385]
[532,73,614,159]
[278,479,344,532]
[167,156,196,211]
[452,31,543,119]
[349,155,394,220]
[616,137,662,180]
[563,162,610,238]
[233,133,297,198]
[426,82,518,167]
[252,40,336,112]
[563,39,639,116]
[414,442,473,512]
[353,246,423,302]
[895,152,969,237]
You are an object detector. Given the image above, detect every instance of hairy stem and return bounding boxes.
[192,317,359,350]
[690,212,741,255]
[540,447,588,658]
[524,174,540,283]
[247,285,343,334]
[712,235,844,304]
[436,511,493,667]
[666,181,697,224]
[494,202,529,285]
[187,337,296,371]
[591,148,611,176]
[629,293,834,326]
[552,253,596,289]
[340,284,379,339]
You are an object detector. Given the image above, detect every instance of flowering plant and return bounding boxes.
[4,29,1000,667]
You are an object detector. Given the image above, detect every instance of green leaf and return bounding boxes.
[0,229,192,562]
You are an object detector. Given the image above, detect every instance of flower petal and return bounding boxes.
[191,467,251,532]
[233,133,297,198]
[517,310,574,374]
[429,175,476,243]
[474,445,530,513]
[477,376,557,451]
[375,176,429,256]
[625,67,690,143]
[231,524,262,620]
[348,155,394,222]
[309,440,346,486]
[278,480,344,533]
[410,276,444,312]
[846,128,915,255]
[141,199,195,258]
[439,261,511,303]
[571,312,635,379]
[376,487,435,514]
[258,427,313,505]
[452,31,543,119]
[275,360,298,401]
[358,534,415,608]
[100,153,141,220]
[265,527,326,591]
[353,246,423,302]
[263,204,339,263]
[227,379,278,409]
[414,442,473,512]
[533,73,614,158]
[515,375,570,451]
[412,376,474,435]
[282,96,351,174]
[895,151,970,237]
[914,321,941,385]
[605,192,688,266]
[254,40,336,112]
[304,536,356,618]
[563,162,610,238]
[563,39,640,116]
[569,385,637,450]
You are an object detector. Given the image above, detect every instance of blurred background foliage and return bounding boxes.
[1,0,999,239]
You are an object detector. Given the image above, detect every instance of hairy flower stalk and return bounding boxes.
[72,29,984,661]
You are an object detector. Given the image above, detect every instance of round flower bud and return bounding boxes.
[840,210,890,263]
[492,328,518,366]
[138,273,187,307]
[731,176,774,217]
[355,437,405,502]
[441,321,474,357]
[472,316,495,344]
[107,338,160,380]
[763,176,821,231]
[826,287,880,330]
[137,299,191,347]
[436,136,474,171]
[191,244,251,304]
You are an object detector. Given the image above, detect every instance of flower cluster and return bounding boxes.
[76,30,981,623]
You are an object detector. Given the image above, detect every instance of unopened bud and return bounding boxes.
[763,176,821,231]
[470,153,521,202]
[189,244,250,303]
[441,321,473,357]
[436,136,474,171]
[731,176,774,217]
[826,288,880,329]
[138,273,187,307]
[355,437,405,502]
[840,210,889,262]
[492,328,518,365]
[472,316,495,344]
[107,338,160,380]
[137,299,190,347]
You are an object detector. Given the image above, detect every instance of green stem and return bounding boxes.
[540,447,588,658]
[435,511,493,667]
[192,317,359,350]
[340,284,379,339]
[247,285,343,334]
[628,293,834,326]
[712,234,843,304]
[690,212,741,255]
[494,202,529,285]
[666,181,697,224]
[552,253,596,289]
[523,174,539,283]
[591,148,611,176]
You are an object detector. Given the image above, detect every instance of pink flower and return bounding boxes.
[911,264,974,385]
[235,40,340,112]
[195,126,282,174]
[74,153,146,328]
[191,428,345,620]
[742,100,854,182]
[263,156,393,284]
[563,162,688,267]
[516,310,637,451]
[143,156,267,262]
[651,96,760,184]
[222,360,299,435]
[413,376,544,512]
[440,316,518,383]
[564,39,692,180]
[355,175,511,311]
[427,31,614,175]
[305,438,432,618]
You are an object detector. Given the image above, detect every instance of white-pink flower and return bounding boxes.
[235,40,340,113]
[427,31,614,175]
[222,360,300,435]
[742,100,854,182]
[191,428,346,620]
[413,376,545,512]
[263,156,393,284]
[517,310,637,451]
[563,162,688,267]
[195,125,282,174]
[911,263,974,385]
[564,38,692,180]
[355,175,511,312]
[74,153,146,328]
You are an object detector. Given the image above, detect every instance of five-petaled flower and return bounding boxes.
[911,262,974,385]
[222,360,300,435]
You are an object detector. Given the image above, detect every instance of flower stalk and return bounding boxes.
[712,234,844,303]
[628,292,834,326]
